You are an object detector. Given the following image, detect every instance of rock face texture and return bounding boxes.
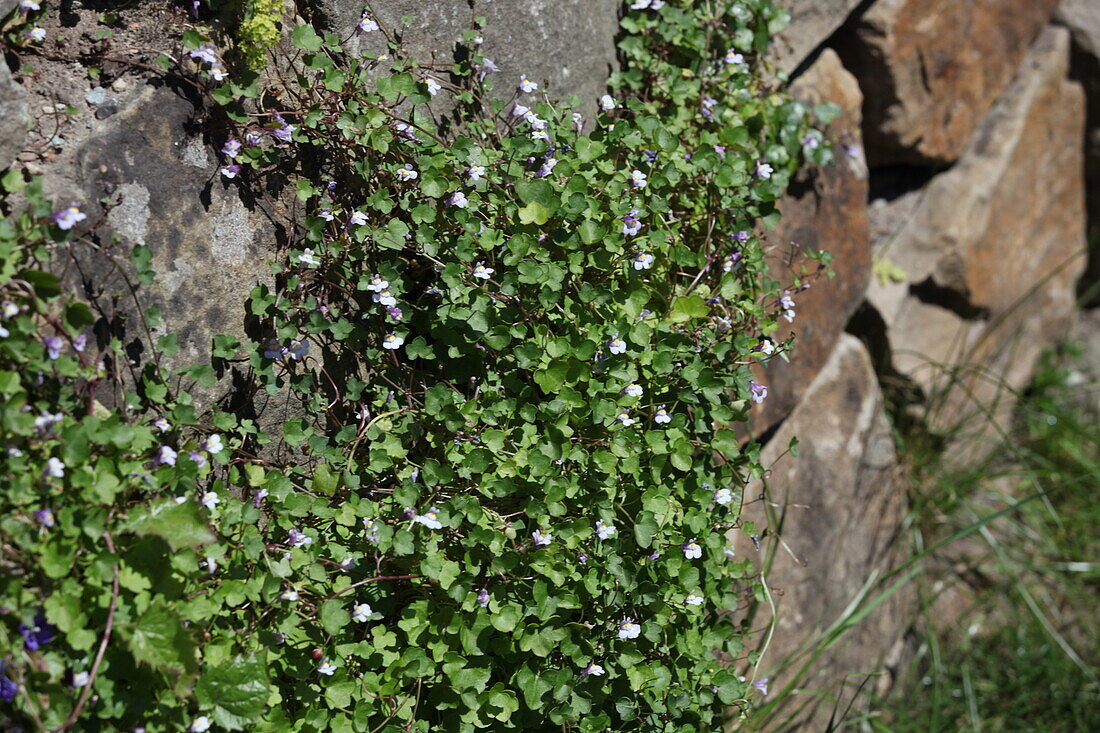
[865,27,1086,438]
[0,56,28,172]
[311,0,620,115]
[737,335,910,726]
[771,0,863,74]
[753,49,870,432]
[839,0,1061,165]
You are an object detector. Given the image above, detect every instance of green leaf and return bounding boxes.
[668,295,708,322]
[319,599,348,635]
[292,24,323,52]
[490,605,522,632]
[124,603,197,681]
[196,655,269,730]
[518,201,551,226]
[121,499,216,550]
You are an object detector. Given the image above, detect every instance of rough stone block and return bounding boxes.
[839,0,1060,165]
[310,0,620,116]
[751,49,870,433]
[0,57,28,171]
[735,335,911,725]
[865,27,1087,441]
[771,0,863,75]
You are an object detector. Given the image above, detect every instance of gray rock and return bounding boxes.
[0,0,18,19]
[85,85,106,106]
[0,55,29,171]
[1056,0,1100,58]
[309,0,620,115]
[734,335,911,727]
[62,83,282,416]
[771,0,863,75]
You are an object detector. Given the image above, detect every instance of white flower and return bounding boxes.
[318,661,337,676]
[759,339,776,356]
[784,308,796,323]
[155,446,177,466]
[512,103,531,118]
[780,291,796,310]
[382,333,405,350]
[630,0,651,8]
[190,716,212,733]
[26,26,46,42]
[472,262,494,280]
[349,210,368,226]
[653,406,672,425]
[624,383,643,398]
[683,539,703,559]
[72,671,89,687]
[518,75,538,93]
[200,556,218,574]
[21,0,42,10]
[396,165,418,181]
[319,209,335,221]
[358,13,379,32]
[714,488,733,505]
[756,161,774,180]
[201,491,219,510]
[153,417,171,432]
[618,618,641,639]
[468,165,486,181]
[414,507,443,530]
[351,602,372,622]
[1,301,18,318]
[210,66,228,82]
[572,112,583,131]
[633,252,654,270]
[219,165,239,179]
[373,289,397,307]
[725,49,745,65]
[280,589,299,601]
[616,411,635,427]
[684,591,704,607]
[608,337,627,355]
[595,520,616,540]
[582,663,605,676]
[299,248,320,266]
[367,275,389,292]
[531,130,549,141]
[424,77,442,96]
[448,191,469,208]
[202,434,224,454]
[532,529,553,546]
[599,94,616,112]
[628,169,648,188]
[724,546,737,560]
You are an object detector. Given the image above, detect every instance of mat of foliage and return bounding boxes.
[0,1,832,730]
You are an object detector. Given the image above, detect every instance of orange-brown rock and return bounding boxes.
[750,50,871,434]
[840,0,1060,165]
[734,335,911,727]
[865,27,1087,444]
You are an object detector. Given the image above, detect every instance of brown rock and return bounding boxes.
[734,335,911,727]
[751,50,871,433]
[865,27,1087,442]
[771,0,863,75]
[839,0,1060,165]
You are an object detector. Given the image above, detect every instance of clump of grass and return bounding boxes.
[880,344,1100,731]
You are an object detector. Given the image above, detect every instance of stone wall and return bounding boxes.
[1,0,1096,725]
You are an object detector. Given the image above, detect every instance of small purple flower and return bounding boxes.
[722,251,742,273]
[253,488,269,508]
[477,589,490,607]
[532,529,553,546]
[220,164,241,179]
[155,445,178,466]
[643,149,658,163]
[0,674,17,703]
[648,550,661,561]
[477,58,500,81]
[73,333,87,352]
[535,157,558,178]
[752,678,769,696]
[270,115,295,143]
[188,450,207,468]
[357,13,379,32]
[447,191,469,208]
[245,131,263,147]
[844,143,862,159]
[385,305,403,321]
[577,553,588,565]
[802,133,820,151]
[33,508,54,527]
[749,381,768,405]
[287,339,309,361]
[222,138,242,158]
[263,338,287,360]
[19,611,57,651]
[714,145,727,157]
[43,457,65,478]
[188,45,219,66]
[287,528,312,548]
[43,336,64,360]
[622,209,642,237]
[756,161,774,180]
[52,204,87,231]
[733,230,751,243]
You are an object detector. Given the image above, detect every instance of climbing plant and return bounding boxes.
[0,1,831,730]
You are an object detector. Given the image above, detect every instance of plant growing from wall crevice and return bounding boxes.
[0,1,833,730]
